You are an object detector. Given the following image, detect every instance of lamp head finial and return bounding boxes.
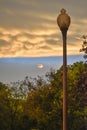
[61,8,66,14]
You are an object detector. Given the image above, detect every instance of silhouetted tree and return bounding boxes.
[80,35,87,61]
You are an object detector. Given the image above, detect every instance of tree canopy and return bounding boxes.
[0,61,87,130]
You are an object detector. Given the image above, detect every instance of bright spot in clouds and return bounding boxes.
[37,64,44,69]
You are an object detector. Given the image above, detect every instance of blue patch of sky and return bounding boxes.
[0,55,84,65]
[0,55,85,83]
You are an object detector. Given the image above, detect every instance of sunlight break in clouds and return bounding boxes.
[37,64,44,69]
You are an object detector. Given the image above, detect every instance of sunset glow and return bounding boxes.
[0,0,87,57]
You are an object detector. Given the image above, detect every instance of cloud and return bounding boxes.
[0,0,87,57]
[0,25,85,57]
[37,64,44,69]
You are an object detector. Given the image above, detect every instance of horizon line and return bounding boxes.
[0,54,84,59]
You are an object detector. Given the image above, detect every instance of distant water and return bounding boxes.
[0,55,85,83]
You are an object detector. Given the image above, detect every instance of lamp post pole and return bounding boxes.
[57,9,71,130]
[62,27,68,130]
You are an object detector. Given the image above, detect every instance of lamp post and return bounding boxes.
[57,9,71,130]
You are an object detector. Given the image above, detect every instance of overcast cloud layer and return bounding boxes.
[0,0,87,57]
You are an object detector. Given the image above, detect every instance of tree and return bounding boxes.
[80,35,87,61]
[0,61,86,130]
[0,82,11,130]
[0,82,24,130]
[67,62,87,130]
[24,62,87,130]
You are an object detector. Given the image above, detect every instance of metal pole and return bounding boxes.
[61,28,67,130]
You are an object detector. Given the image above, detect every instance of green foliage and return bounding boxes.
[0,82,8,90]
[24,84,62,130]
[0,62,87,130]
[67,62,87,130]
[80,35,87,60]
[0,82,25,130]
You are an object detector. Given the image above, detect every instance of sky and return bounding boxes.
[0,55,84,83]
[0,0,86,83]
[0,0,87,57]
